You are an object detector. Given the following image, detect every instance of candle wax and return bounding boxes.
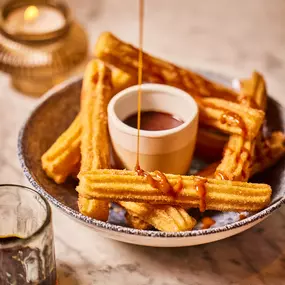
[4,5,66,35]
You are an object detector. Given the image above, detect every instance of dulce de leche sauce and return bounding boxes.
[123,111,184,131]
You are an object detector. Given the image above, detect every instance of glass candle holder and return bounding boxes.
[0,185,56,285]
[0,0,88,96]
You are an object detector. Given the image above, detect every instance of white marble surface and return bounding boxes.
[1,0,285,284]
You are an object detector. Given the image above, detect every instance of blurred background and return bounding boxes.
[0,0,284,97]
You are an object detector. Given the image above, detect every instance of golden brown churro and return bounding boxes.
[41,68,135,185]
[78,59,113,221]
[197,131,285,178]
[198,97,265,140]
[77,169,272,212]
[215,72,267,181]
[120,202,196,232]
[95,33,265,140]
[252,131,285,175]
[95,32,239,101]
[41,115,81,184]
[125,211,152,230]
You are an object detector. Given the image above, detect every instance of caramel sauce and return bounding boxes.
[238,94,260,110]
[239,213,247,220]
[134,0,183,197]
[201,102,247,136]
[135,165,183,197]
[215,170,228,180]
[194,177,207,212]
[202,217,215,229]
[220,111,247,136]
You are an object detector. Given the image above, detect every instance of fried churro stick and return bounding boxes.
[41,115,81,184]
[197,131,285,178]
[237,71,267,110]
[95,32,239,101]
[77,169,272,212]
[252,131,285,175]
[198,97,265,140]
[77,59,113,221]
[112,68,137,94]
[41,68,135,184]
[95,33,265,139]
[125,211,152,230]
[120,202,197,232]
[215,72,267,181]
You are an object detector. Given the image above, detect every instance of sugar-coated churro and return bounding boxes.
[77,169,272,212]
[198,97,265,140]
[238,71,267,110]
[95,32,239,101]
[120,202,196,232]
[197,131,285,178]
[252,131,285,175]
[215,136,255,181]
[41,68,135,185]
[215,72,267,181]
[95,33,265,140]
[125,212,152,230]
[112,68,137,94]
[78,59,113,221]
[41,115,81,184]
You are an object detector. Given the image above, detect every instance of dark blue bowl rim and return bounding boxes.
[17,73,285,239]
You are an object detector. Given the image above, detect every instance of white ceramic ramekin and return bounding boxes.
[107,83,198,174]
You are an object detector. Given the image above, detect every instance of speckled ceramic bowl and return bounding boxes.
[18,71,285,247]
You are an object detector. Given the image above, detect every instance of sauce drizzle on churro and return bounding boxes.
[215,170,228,180]
[194,177,207,212]
[134,0,181,198]
[220,111,247,136]
[135,166,183,197]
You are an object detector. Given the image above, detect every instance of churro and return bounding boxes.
[78,59,113,221]
[252,131,285,175]
[41,68,135,184]
[198,97,265,140]
[120,202,196,232]
[197,131,285,178]
[125,212,152,230]
[215,72,267,181]
[95,32,239,101]
[77,169,272,212]
[41,115,81,184]
[95,33,265,140]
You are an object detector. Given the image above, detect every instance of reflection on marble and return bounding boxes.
[0,0,285,284]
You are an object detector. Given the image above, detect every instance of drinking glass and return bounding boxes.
[0,184,56,285]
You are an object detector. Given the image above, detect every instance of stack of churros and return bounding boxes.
[41,32,285,232]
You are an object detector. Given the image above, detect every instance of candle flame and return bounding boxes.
[24,6,39,22]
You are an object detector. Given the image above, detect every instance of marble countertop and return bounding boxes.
[1,0,285,284]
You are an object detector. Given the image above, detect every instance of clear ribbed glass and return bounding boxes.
[0,185,56,285]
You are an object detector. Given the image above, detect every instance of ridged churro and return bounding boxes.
[78,59,113,221]
[125,212,152,230]
[215,72,267,181]
[197,131,285,178]
[41,68,135,185]
[95,33,265,140]
[41,115,81,184]
[95,32,239,101]
[252,131,285,175]
[77,169,272,212]
[198,97,265,140]
[120,202,196,232]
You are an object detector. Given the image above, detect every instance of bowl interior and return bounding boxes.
[18,72,285,237]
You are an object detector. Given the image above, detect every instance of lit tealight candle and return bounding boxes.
[4,4,66,36]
